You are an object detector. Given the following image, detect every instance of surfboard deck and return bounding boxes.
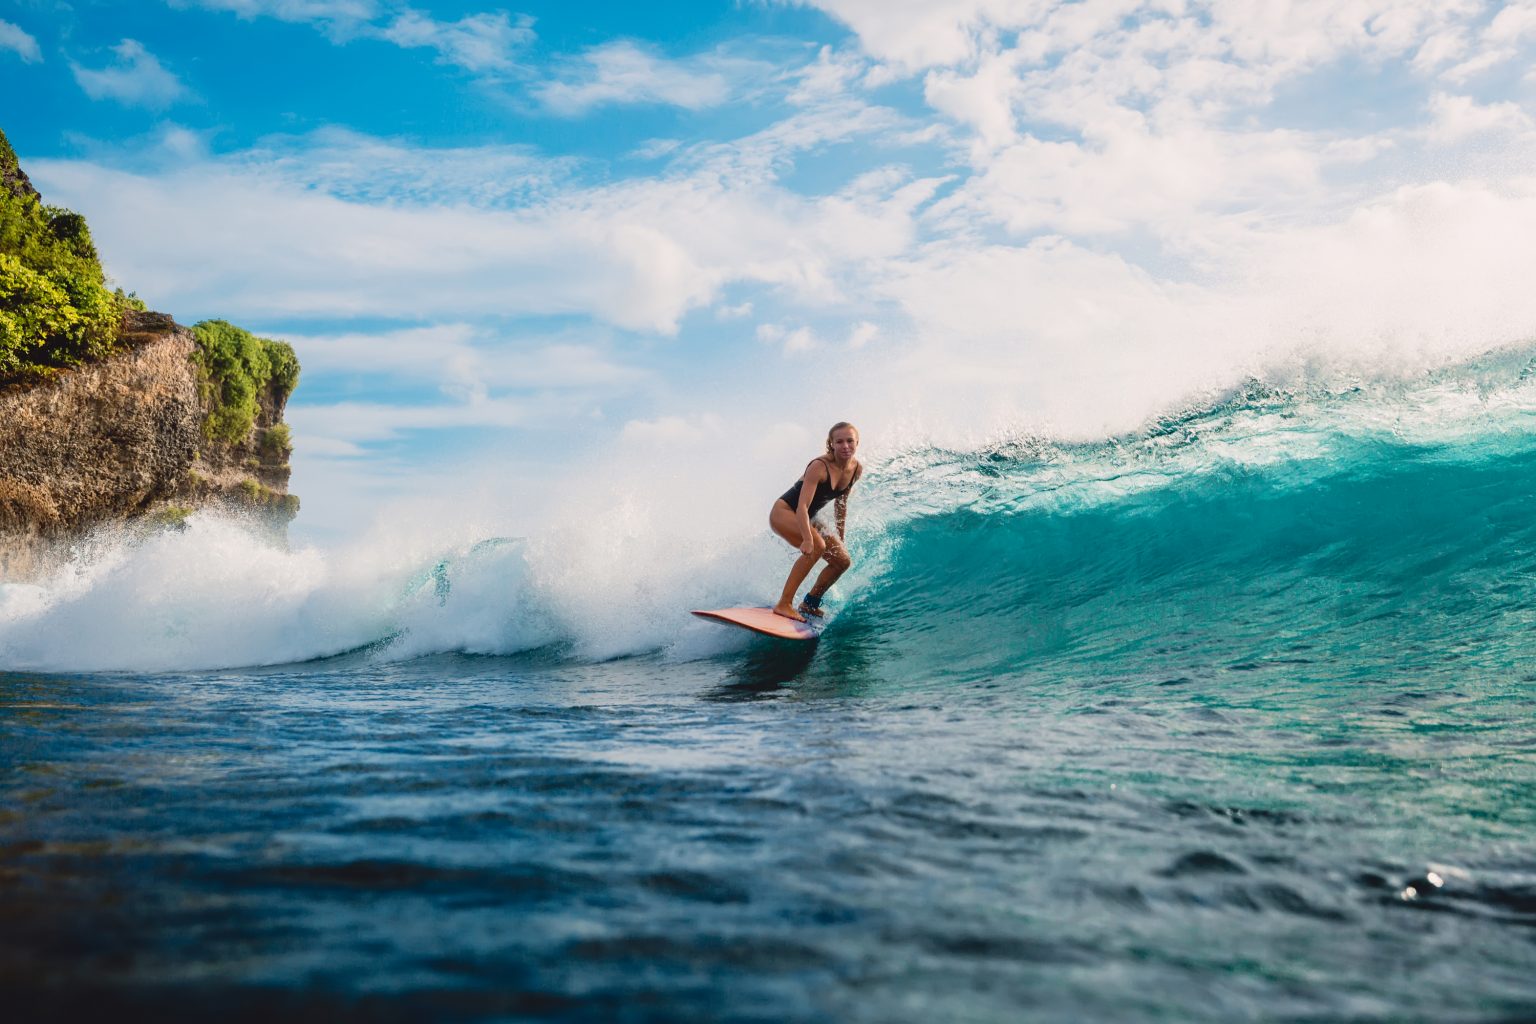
[692,607,824,641]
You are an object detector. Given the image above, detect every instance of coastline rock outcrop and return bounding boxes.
[0,310,297,579]
[1,126,299,579]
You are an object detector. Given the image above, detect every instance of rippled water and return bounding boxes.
[5,642,1535,1022]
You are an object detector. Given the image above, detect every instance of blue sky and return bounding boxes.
[5,0,1536,540]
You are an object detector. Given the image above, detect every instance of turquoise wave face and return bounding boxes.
[843,397,1536,696]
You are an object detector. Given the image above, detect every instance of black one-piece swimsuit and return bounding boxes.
[779,457,856,518]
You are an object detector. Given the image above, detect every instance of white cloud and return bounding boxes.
[377,9,535,74]
[847,177,1536,445]
[1410,27,1468,72]
[631,138,682,160]
[788,329,817,354]
[928,121,1325,239]
[786,44,868,103]
[757,323,818,353]
[0,19,41,63]
[174,1,533,66]
[847,321,878,348]
[1423,92,1535,144]
[803,0,1005,72]
[241,126,571,205]
[534,41,737,115]
[288,396,537,443]
[1485,0,1536,45]
[619,412,725,447]
[71,40,188,108]
[804,0,1508,119]
[32,119,927,334]
[1434,3,1536,81]
[287,323,651,396]
[170,0,379,28]
[923,50,1020,152]
[681,96,913,187]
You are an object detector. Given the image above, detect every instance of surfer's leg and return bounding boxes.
[805,532,851,604]
[769,502,823,621]
[775,549,822,620]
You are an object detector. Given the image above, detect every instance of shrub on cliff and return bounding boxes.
[191,319,300,443]
[0,128,127,379]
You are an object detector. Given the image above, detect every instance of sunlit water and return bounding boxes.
[5,362,1536,1021]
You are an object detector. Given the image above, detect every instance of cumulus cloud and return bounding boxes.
[71,40,189,108]
[923,50,1020,152]
[1423,92,1535,144]
[803,0,1004,72]
[0,19,41,63]
[30,119,926,334]
[534,41,738,115]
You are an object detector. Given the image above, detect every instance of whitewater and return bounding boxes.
[5,349,1536,1021]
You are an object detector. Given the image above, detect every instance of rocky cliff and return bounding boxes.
[1,127,298,579]
[0,310,297,579]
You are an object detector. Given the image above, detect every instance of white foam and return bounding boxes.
[0,489,830,673]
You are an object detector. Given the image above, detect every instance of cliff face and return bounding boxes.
[0,310,296,578]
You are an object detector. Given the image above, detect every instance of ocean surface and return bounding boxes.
[5,359,1536,1022]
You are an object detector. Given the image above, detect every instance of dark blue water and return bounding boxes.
[6,374,1536,1020]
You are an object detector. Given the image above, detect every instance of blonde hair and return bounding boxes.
[825,421,859,456]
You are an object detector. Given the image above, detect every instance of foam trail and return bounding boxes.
[0,494,809,672]
[1,516,386,672]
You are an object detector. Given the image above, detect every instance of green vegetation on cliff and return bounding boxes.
[237,476,300,517]
[191,319,301,443]
[0,128,130,381]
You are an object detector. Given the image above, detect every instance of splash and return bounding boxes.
[6,345,1536,673]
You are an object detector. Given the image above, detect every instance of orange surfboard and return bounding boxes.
[692,607,824,641]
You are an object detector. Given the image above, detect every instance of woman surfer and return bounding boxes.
[770,422,862,622]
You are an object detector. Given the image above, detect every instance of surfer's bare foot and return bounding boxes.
[772,603,806,622]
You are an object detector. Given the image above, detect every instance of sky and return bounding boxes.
[5,0,1536,541]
